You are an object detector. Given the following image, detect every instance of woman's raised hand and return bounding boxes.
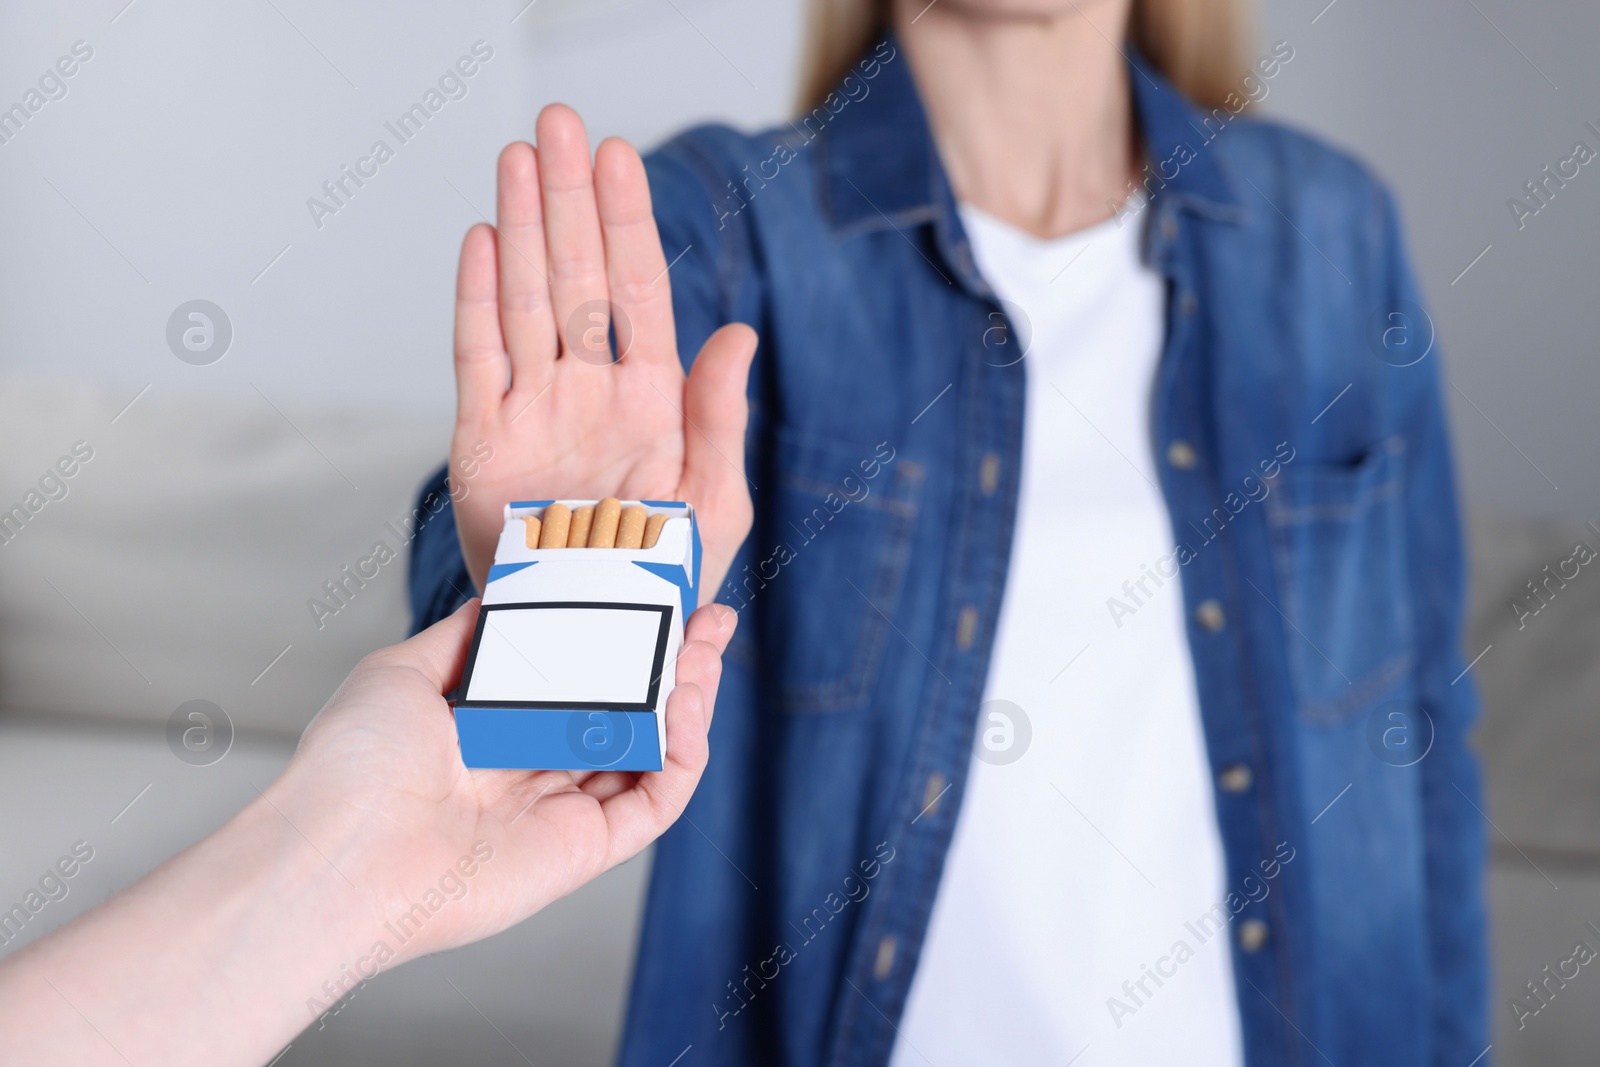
[449,104,757,594]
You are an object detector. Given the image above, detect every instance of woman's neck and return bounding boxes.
[893,0,1139,239]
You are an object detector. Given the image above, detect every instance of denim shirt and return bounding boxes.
[409,36,1487,1067]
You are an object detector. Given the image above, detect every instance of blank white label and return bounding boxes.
[465,606,664,705]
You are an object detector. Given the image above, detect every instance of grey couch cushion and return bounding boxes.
[0,374,451,736]
[1468,513,1600,858]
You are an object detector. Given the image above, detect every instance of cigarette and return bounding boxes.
[642,513,668,549]
[539,503,571,548]
[617,505,648,549]
[567,505,594,547]
[588,497,622,548]
[521,515,542,549]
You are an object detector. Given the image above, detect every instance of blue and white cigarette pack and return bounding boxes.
[454,500,700,771]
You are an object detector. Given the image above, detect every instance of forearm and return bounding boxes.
[0,783,377,1066]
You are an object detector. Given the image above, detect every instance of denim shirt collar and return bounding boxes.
[817,30,1249,260]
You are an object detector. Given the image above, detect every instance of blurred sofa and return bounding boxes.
[0,374,648,1066]
[1,373,1595,1064]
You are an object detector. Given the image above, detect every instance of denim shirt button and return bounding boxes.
[1179,291,1198,315]
[1160,214,1178,242]
[979,452,1001,495]
[1195,599,1226,633]
[1218,764,1253,793]
[920,772,948,818]
[1239,919,1270,953]
[873,935,898,980]
[956,605,979,650]
[1166,440,1198,470]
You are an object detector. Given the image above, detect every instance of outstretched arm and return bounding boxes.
[0,598,736,1067]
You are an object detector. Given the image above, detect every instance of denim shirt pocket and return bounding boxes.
[763,427,924,713]
[1265,437,1414,724]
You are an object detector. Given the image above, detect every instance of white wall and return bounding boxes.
[1,0,1589,510]
[1259,0,1599,518]
[0,0,800,413]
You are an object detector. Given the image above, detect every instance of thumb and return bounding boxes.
[388,598,482,693]
[682,323,757,497]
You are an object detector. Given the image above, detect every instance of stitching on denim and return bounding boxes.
[779,460,925,714]
[1296,652,1415,726]
[1268,476,1401,525]
[831,319,1023,1065]
[781,474,920,518]
[1266,464,1415,734]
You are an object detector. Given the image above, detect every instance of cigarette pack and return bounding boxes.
[453,499,700,771]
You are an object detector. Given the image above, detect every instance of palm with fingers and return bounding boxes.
[450,104,757,594]
[285,598,737,961]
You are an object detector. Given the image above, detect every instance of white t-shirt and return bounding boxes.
[889,207,1243,1067]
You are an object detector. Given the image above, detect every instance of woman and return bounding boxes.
[410,0,1487,1063]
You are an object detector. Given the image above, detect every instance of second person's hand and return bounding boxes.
[450,104,758,594]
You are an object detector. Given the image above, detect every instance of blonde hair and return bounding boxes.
[796,0,1253,112]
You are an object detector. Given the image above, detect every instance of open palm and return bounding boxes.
[278,598,735,961]
[450,105,756,593]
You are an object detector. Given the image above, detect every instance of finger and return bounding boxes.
[454,225,508,426]
[495,142,558,391]
[682,323,758,497]
[599,680,710,862]
[684,603,739,657]
[578,617,731,806]
[575,769,634,803]
[383,598,482,693]
[535,105,610,363]
[674,638,726,728]
[594,137,673,366]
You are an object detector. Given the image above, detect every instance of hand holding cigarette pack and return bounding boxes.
[453,498,700,771]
